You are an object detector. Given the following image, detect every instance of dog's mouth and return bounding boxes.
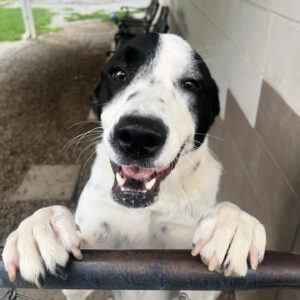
[110,156,180,208]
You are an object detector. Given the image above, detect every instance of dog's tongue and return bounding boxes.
[121,166,155,180]
[121,165,169,180]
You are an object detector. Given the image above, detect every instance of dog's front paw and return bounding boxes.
[2,206,82,286]
[191,202,266,276]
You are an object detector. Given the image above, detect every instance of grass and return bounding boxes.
[0,7,61,42]
[33,8,61,35]
[65,9,145,23]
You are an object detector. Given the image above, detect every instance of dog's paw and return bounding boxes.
[191,202,266,277]
[2,205,82,286]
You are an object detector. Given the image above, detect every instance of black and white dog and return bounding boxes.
[3,33,266,300]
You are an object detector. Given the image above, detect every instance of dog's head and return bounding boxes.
[94,33,219,208]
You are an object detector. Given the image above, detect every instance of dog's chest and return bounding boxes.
[149,217,196,249]
[77,202,196,250]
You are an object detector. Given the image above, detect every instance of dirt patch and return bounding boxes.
[0,20,114,242]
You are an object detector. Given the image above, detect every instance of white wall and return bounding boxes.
[168,0,300,126]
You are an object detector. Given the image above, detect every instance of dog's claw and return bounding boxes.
[208,253,218,271]
[55,264,68,280]
[7,264,16,282]
[249,247,259,270]
[71,247,83,260]
[35,274,45,288]
[191,239,204,256]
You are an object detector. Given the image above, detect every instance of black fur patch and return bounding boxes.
[93,33,159,117]
[190,52,220,148]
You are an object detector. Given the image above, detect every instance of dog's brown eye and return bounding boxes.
[111,69,126,81]
[182,80,197,91]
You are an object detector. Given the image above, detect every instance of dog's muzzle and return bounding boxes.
[109,116,178,208]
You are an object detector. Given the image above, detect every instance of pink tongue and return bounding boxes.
[121,165,169,180]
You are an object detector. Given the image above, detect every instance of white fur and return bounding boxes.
[3,34,266,300]
[102,34,197,169]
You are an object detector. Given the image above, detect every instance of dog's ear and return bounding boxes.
[193,51,220,147]
[206,78,220,123]
[194,51,220,124]
[90,81,103,119]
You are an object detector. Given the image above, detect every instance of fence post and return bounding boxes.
[19,0,36,39]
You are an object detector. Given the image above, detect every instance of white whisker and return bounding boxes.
[77,141,100,162]
[62,126,103,153]
[80,150,96,180]
[194,132,227,143]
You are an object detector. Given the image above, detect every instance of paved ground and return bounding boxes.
[0,288,113,300]
[0,18,115,300]
[0,289,235,300]
[0,20,114,244]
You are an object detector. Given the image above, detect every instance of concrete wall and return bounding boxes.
[168,1,300,299]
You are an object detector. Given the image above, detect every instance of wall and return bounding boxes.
[168,1,300,299]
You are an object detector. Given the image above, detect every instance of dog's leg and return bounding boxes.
[2,206,81,285]
[191,202,266,276]
[62,289,93,300]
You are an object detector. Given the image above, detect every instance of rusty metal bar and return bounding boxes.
[0,249,299,290]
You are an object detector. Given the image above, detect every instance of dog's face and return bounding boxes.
[95,33,219,208]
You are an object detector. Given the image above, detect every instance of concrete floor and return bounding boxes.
[0,20,114,243]
[0,288,113,300]
[0,288,236,300]
[0,19,116,300]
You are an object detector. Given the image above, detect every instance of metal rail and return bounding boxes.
[0,249,299,290]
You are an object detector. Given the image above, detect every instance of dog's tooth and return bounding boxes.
[145,178,156,190]
[116,173,126,186]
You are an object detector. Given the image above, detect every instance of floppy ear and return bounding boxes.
[206,78,220,123]
[90,81,102,119]
[194,51,220,122]
[193,52,220,147]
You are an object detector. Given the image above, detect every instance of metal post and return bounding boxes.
[19,0,36,39]
[0,249,299,290]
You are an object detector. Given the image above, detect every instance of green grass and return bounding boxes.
[33,8,61,35]
[0,7,61,42]
[65,9,145,23]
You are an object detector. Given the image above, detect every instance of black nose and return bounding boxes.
[113,116,168,159]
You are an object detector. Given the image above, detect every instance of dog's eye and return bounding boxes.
[111,69,126,81]
[181,80,198,91]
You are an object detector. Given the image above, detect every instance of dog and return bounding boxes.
[3,33,266,300]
